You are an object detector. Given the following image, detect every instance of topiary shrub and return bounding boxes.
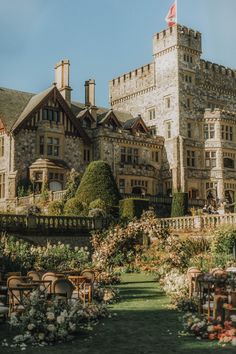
[89,198,107,212]
[76,161,120,210]
[48,200,64,216]
[119,198,149,220]
[64,197,88,216]
[88,208,107,218]
[171,192,188,217]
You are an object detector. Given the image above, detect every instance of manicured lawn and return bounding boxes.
[1,273,235,353]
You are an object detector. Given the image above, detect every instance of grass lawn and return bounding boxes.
[0,273,235,353]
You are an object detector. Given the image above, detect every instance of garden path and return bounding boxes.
[1,273,234,353]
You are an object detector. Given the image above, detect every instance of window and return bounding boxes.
[39,136,44,155]
[186,97,192,109]
[187,150,195,167]
[0,173,5,198]
[221,125,233,141]
[151,151,159,162]
[204,123,215,139]
[184,75,192,83]
[148,108,156,121]
[189,189,199,199]
[205,151,216,168]
[164,96,171,109]
[166,122,171,139]
[187,123,192,138]
[119,179,125,193]
[43,108,60,123]
[120,147,139,164]
[149,127,156,136]
[0,136,4,157]
[84,149,90,163]
[47,137,59,157]
[224,158,234,169]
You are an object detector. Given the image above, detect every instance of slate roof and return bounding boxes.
[0,87,34,131]
[0,85,134,133]
[12,86,54,131]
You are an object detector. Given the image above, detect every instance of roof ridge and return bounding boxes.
[0,86,35,96]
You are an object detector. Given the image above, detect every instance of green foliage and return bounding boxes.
[17,178,32,197]
[211,225,236,255]
[89,198,107,211]
[0,233,89,273]
[40,184,50,203]
[64,197,88,216]
[171,192,188,217]
[47,200,64,216]
[119,198,149,220]
[63,169,81,203]
[76,161,120,210]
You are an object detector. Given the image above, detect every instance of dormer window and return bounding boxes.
[82,117,92,128]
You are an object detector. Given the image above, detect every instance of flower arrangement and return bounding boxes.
[181,313,236,346]
[4,289,109,348]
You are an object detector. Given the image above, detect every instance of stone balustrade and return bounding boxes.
[0,213,108,234]
[159,213,236,231]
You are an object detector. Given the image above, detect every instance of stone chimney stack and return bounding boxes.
[85,79,95,107]
[55,59,72,105]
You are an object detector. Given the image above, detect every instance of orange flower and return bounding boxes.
[208,333,217,340]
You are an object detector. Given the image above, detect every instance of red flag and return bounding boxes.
[165,2,177,27]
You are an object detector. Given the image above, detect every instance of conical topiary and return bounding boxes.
[76,160,121,209]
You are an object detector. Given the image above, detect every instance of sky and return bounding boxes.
[0,0,235,107]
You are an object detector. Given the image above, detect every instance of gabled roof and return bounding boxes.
[12,86,54,131]
[0,87,34,131]
[97,110,122,128]
[0,85,91,144]
[123,116,149,134]
[76,108,95,122]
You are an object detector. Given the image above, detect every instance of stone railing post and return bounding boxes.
[26,214,37,230]
[193,215,203,230]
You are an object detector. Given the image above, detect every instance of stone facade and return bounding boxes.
[109,24,236,203]
[0,62,164,209]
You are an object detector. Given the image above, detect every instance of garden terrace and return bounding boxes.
[1,273,235,354]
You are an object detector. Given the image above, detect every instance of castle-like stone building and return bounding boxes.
[1,23,236,210]
[0,60,163,210]
[109,24,236,204]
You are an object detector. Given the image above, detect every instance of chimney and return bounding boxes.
[54,59,72,105]
[85,79,95,107]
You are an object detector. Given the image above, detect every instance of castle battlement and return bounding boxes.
[200,59,236,78]
[153,24,201,41]
[110,62,154,87]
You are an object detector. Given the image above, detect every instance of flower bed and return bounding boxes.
[2,289,110,349]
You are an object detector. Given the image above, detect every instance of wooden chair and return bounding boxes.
[52,278,75,300]
[27,270,42,281]
[7,276,34,314]
[210,268,227,277]
[42,272,65,293]
[69,276,92,304]
[187,267,202,298]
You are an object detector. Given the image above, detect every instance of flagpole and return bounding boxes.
[176,0,178,25]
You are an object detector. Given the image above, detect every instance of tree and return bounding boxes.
[76,161,121,210]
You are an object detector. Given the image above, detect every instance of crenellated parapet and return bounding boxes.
[153,24,202,56]
[109,62,155,103]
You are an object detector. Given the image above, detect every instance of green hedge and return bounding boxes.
[171,192,188,217]
[119,198,149,219]
[76,161,120,210]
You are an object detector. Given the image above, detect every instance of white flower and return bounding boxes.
[57,315,65,324]
[231,315,236,322]
[46,312,55,321]
[232,338,236,346]
[69,322,76,332]
[47,324,56,332]
[27,323,35,331]
[38,333,45,341]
